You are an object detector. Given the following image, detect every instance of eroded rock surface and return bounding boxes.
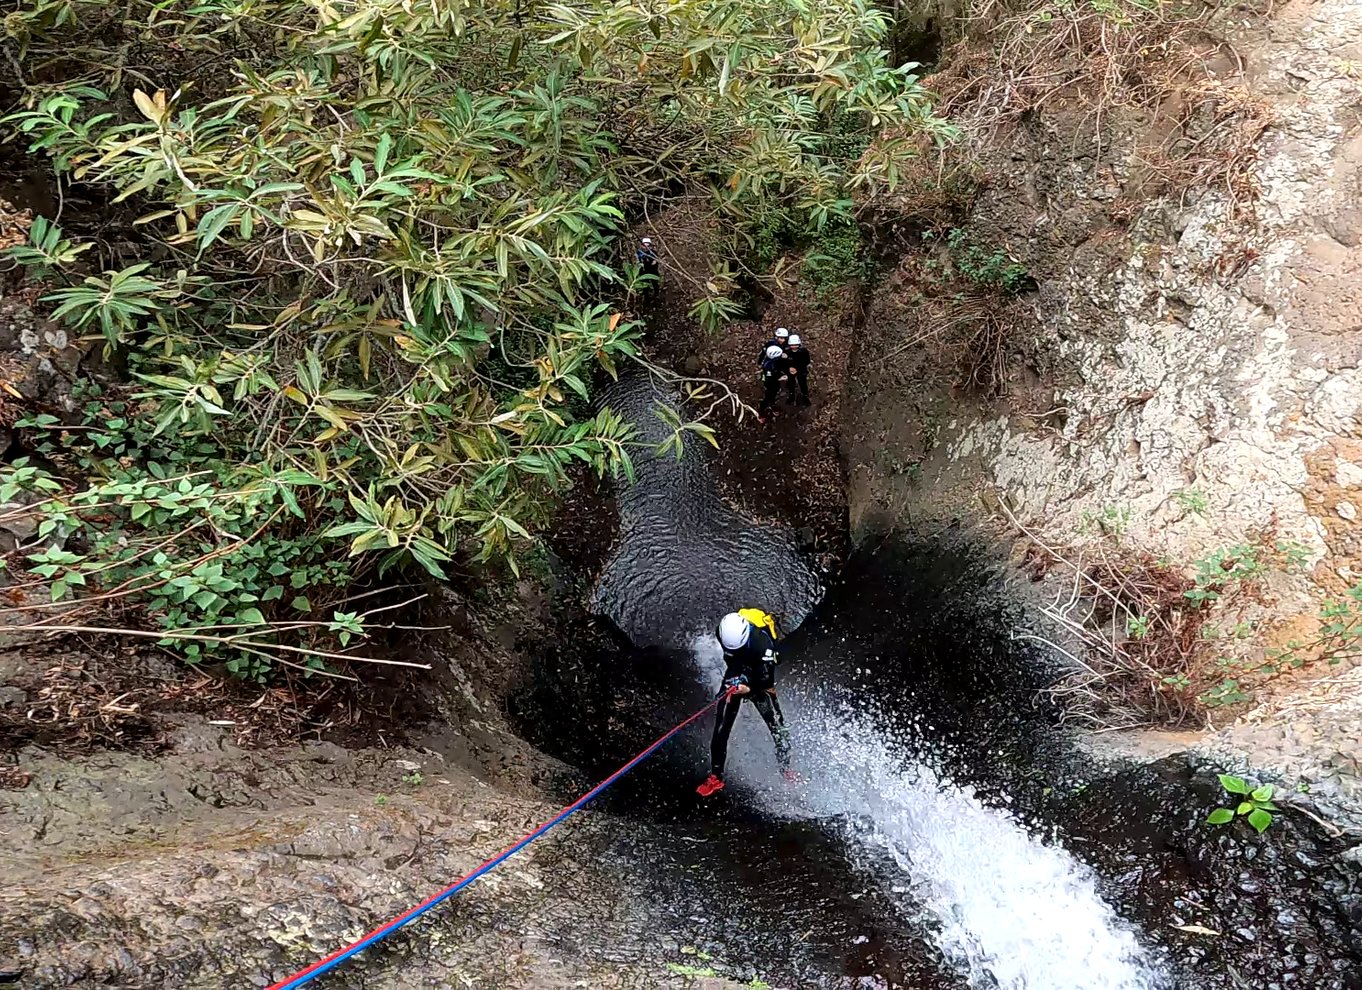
[843,0,1362,806]
[0,720,739,988]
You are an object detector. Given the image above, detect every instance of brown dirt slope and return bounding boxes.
[635,199,858,567]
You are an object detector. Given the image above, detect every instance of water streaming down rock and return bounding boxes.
[591,370,821,645]
[591,372,1169,989]
[757,697,1169,990]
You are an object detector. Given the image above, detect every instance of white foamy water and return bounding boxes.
[715,686,1168,990]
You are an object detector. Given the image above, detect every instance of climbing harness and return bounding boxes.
[265,688,736,990]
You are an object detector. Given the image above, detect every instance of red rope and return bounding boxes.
[266,688,732,989]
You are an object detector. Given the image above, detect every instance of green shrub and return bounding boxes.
[1206,774,1277,834]
[941,228,1030,293]
[804,221,876,298]
[1,0,947,678]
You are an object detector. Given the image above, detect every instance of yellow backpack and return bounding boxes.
[738,607,779,640]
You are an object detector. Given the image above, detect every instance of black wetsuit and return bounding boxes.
[636,246,659,293]
[758,350,786,417]
[710,625,792,776]
[784,347,811,404]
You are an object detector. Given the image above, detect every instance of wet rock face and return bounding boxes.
[0,726,739,989]
[842,0,1362,807]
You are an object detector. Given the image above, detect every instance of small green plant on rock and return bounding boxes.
[1125,614,1151,639]
[1207,774,1277,834]
[1317,585,1362,656]
[1266,582,1362,672]
[944,228,1031,294]
[1185,544,1266,605]
[1276,539,1313,572]
[1199,676,1249,707]
[1171,488,1209,516]
[1080,503,1132,538]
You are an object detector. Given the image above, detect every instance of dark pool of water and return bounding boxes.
[588,371,822,647]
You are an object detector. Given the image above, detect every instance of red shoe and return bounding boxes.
[696,774,725,797]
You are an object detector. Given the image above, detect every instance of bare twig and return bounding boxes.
[18,624,432,670]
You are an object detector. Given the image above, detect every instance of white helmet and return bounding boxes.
[774,327,789,339]
[717,612,750,650]
[788,334,802,347]
[764,344,784,360]
[641,237,652,245]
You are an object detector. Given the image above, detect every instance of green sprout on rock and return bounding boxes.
[1206,774,1277,833]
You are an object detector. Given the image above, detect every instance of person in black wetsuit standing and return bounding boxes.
[757,344,787,423]
[636,236,659,295]
[696,609,795,797]
[784,333,811,406]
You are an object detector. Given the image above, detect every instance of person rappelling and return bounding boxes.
[696,607,796,797]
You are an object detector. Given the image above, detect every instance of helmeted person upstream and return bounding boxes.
[696,607,797,797]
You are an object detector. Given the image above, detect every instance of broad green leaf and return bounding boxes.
[197,205,238,250]
[1205,808,1234,825]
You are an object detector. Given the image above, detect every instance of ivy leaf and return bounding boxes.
[291,595,311,612]
[1246,809,1272,834]
[1217,774,1249,795]
[1206,808,1234,825]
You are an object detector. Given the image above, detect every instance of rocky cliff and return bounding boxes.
[843,0,1362,815]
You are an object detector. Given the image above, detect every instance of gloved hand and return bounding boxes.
[724,676,751,696]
